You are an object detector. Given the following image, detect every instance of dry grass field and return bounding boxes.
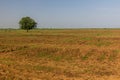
[1,29,120,80]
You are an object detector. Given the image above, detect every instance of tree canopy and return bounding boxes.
[19,17,37,32]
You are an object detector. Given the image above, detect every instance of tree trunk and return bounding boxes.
[27,29,28,32]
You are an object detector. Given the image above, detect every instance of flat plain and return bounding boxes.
[0,29,120,80]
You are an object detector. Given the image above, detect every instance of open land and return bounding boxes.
[0,29,120,80]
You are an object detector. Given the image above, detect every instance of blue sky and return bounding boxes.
[0,0,120,28]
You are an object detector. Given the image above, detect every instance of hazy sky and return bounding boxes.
[1,0,120,28]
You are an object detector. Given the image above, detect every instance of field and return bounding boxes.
[1,29,120,80]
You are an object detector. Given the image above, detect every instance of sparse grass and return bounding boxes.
[81,50,94,60]
[1,29,120,80]
[36,52,64,61]
[33,65,55,72]
[98,52,107,61]
[109,50,119,61]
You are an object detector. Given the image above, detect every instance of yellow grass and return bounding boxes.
[0,29,120,80]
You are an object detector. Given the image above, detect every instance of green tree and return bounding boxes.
[19,17,37,32]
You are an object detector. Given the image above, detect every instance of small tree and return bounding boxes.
[19,17,37,32]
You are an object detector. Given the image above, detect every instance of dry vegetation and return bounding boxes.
[0,29,120,80]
